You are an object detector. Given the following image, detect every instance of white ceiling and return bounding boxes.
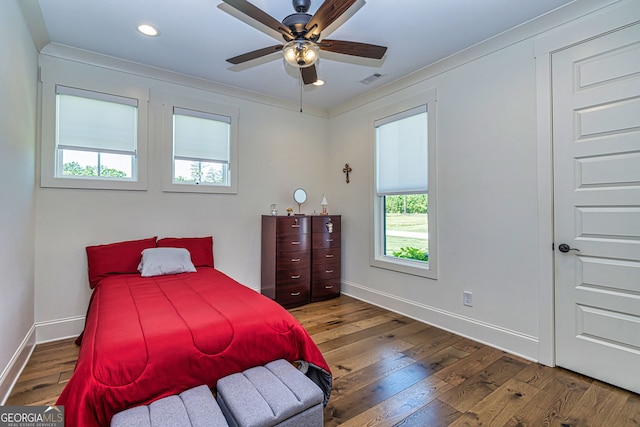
[34,0,577,110]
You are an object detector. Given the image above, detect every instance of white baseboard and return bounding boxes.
[0,325,36,405]
[35,315,85,344]
[342,281,539,362]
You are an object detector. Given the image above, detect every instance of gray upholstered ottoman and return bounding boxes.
[111,384,229,427]
[216,359,324,427]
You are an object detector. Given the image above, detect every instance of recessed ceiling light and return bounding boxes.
[312,79,325,86]
[137,24,159,37]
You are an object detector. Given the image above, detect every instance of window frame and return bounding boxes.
[40,59,149,191]
[370,88,438,279]
[162,93,239,194]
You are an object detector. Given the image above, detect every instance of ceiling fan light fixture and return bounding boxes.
[283,40,319,68]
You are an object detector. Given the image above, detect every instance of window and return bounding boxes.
[371,90,437,278]
[172,108,230,186]
[55,86,137,181]
[40,57,149,191]
[162,95,238,194]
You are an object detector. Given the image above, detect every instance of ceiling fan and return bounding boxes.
[221,0,387,85]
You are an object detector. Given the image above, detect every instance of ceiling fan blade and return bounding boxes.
[226,45,283,65]
[221,0,293,39]
[319,39,387,59]
[300,65,318,85]
[218,3,282,41]
[305,0,357,39]
[318,0,365,39]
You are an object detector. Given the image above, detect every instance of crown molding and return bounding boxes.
[328,0,621,118]
[40,43,330,119]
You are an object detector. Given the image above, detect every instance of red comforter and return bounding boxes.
[56,268,331,427]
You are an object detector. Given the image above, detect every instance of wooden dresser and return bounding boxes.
[261,215,341,308]
[310,215,341,302]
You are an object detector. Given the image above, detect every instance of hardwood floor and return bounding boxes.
[7,295,640,426]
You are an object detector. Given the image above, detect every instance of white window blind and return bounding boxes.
[375,105,428,195]
[56,85,137,154]
[173,107,230,164]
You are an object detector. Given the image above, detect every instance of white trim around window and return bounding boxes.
[161,93,239,194]
[39,57,149,191]
[369,88,438,279]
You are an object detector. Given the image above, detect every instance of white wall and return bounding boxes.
[22,0,626,366]
[329,40,541,360]
[0,0,38,403]
[33,52,331,340]
[326,0,625,362]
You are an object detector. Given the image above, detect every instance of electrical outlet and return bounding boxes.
[463,291,473,307]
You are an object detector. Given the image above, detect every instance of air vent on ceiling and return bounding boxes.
[359,73,386,85]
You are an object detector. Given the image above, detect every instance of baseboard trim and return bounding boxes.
[0,325,36,405]
[35,315,85,344]
[342,281,539,362]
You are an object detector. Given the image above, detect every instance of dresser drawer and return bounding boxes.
[313,247,341,264]
[276,216,309,235]
[311,279,340,301]
[311,231,340,249]
[311,262,340,281]
[311,216,341,234]
[276,251,310,270]
[276,266,310,286]
[276,283,310,308]
[276,234,310,251]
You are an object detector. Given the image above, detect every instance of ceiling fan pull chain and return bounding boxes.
[300,74,303,113]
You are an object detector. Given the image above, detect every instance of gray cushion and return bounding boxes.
[111,385,228,427]
[181,384,229,427]
[216,359,323,427]
[111,406,151,427]
[149,395,190,426]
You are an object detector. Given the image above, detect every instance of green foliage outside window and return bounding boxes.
[385,194,427,214]
[63,161,126,178]
[392,246,429,261]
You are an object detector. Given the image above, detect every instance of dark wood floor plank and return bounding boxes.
[508,375,590,426]
[393,398,461,427]
[613,393,640,426]
[338,375,452,427]
[325,359,441,425]
[305,312,403,346]
[438,355,529,412]
[317,317,412,353]
[432,344,506,386]
[451,337,483,354]
[329,353,418,402]
[561,381,632,427]
[6,295,640,426]
[322,332,415,380]
[448,378,541,426]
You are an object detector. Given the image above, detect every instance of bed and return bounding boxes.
[56,236,331,427]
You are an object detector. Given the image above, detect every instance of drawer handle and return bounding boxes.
[291,275,301,279]
[325,270,334,273]
[291,258,301,262]
[325,254,334,258]
[291,292,301,296]
[291,241,301,245]
[326,239,333,242]
[291,224,301,228]
[325,285,334,289]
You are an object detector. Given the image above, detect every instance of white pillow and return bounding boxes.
[138,247,197,277]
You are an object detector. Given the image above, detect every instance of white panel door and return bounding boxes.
[552,23,640,394]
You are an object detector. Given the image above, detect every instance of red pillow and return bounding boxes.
[156,236,214,268]
[86,237,157,288]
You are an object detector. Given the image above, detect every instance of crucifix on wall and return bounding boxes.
[343,163,352,183]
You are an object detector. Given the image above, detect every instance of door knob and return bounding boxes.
[558,243,580,253]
